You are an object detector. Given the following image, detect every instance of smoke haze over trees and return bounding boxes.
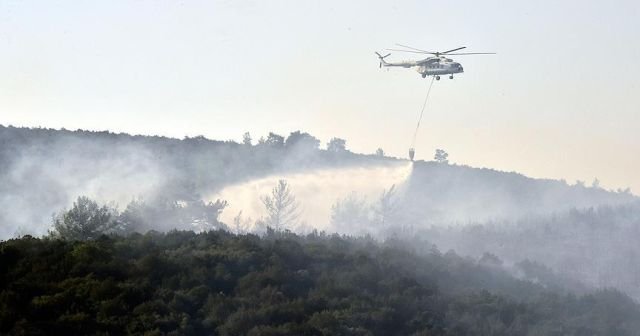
[3,230,640,335]
[2,125,640,333]
[0,125,387,238]
[2,125,633,239]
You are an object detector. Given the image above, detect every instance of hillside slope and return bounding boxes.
[0,125,636,239]
[2,231,639,335]
[404,161,636,223]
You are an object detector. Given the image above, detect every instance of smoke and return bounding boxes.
[5,127,640,302]
[0,134,167,239]
[415,202,640,300]
[210,162,413,232]
[0,127,416,240]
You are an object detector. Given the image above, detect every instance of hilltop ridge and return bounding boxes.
[0,125,636,238]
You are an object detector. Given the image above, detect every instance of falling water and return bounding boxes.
[209,162,414,232]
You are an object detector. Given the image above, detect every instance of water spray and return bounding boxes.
[209,162,414,233]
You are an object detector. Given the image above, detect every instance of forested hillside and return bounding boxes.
[3,0,638,334]
[417,202,640,300]
[2,230,639,335]
[3,126,640,334]
[0,125,387,238]
[1,125,635,239]
[405,161,636,223]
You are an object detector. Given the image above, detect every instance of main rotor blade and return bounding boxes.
[445,52,496,55]
[386,48,434,55]
[395,44,435,53]
[441,47,466,54]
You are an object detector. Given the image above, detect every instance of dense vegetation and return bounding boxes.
[3,125,640,334]
[0,125,388,239]
[1,125,636,240]
[422,202,640,300]
[404,161,635,223]
[2,230,640,335]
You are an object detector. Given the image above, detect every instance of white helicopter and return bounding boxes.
[376,44,495,80]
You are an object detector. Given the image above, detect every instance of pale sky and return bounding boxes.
[1,0,639,192]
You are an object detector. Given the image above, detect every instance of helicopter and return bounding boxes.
[375,44,495,80]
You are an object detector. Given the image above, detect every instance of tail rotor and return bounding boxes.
[375,52,391,68]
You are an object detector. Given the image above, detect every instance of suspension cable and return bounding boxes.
[410,76,436,155]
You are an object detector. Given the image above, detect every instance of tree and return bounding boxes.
[119,197,228,233]
[187,199,229,232]
[261,180,300,231]
[479,252,503,267]
[118,198,148,233]
[617,187,632,195]
[285,131,320,150]
[331,193,370,235]
[265,132,285,148]
[52,196,119,240]
[232,211,252,234]
[242,132,252,146]
[327,137,346,152]
[373,185,398,228]
[375,148,385,157]
[434,149,449,164]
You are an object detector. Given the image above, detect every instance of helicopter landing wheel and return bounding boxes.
[421,73,427,78]
[449,75,454,79]
[435,76,440,80]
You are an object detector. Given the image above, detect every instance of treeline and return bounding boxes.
[420,202,640,301]
[2,230,640,335]
[0,125,393,239]
[45,179,301,240]
[0,125,390,184]
[403,161,636,223]
[50,196,229,240]
[2,124,636,240]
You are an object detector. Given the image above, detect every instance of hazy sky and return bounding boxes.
[1,0,639,192]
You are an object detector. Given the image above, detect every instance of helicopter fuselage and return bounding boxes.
[416,58,464,77]
[380,56,464,79]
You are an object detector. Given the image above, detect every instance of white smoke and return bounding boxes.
[0,139,166,239]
